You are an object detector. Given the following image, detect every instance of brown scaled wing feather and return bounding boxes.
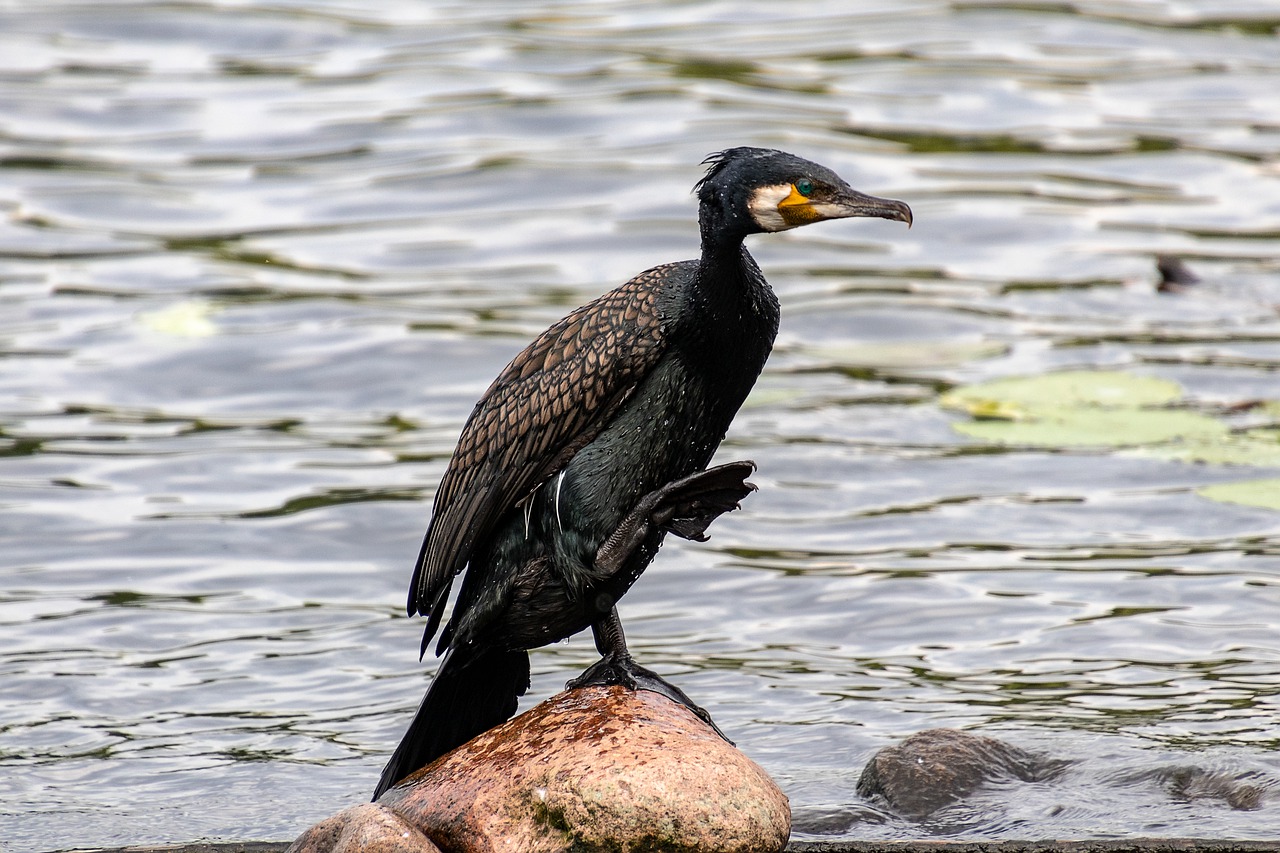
[408,265,675,645]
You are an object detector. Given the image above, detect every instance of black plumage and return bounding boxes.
[374,148,912,799]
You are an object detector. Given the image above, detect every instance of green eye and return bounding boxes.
[795,178,813,196]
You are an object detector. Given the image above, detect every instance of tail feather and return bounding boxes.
[372,646,530,800]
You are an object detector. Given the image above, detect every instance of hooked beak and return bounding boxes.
[812,188,913,228]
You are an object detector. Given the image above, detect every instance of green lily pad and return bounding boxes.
[952,404,1228,448]
[941,370,1183,412]
[1198,478,1280,511]
[942,370,1280,510]
[943,370,1226,448]
[1134,429,1280,467]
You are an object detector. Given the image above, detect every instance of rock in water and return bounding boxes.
[288,802,440,853]
[857,728,1065,820]
[1115,765,1268,811]
[290,685,790,853]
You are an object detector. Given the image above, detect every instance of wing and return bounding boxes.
[408,263,680,642]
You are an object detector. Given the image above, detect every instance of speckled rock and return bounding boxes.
[289,685,790,853]
[856,728,1066,820]
[287,802,440,853]
[387,685,789,852]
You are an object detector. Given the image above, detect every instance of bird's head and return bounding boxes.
[695,147,912,241]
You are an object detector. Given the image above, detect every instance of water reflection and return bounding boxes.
[2,0,1280,849]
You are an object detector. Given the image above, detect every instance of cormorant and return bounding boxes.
[373,147,912,799]
[1156,255,1200,294]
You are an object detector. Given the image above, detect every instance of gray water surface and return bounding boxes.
[3,2,1280,849]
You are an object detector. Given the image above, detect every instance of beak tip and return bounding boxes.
[893,201,913,229]
[838,192,913,229]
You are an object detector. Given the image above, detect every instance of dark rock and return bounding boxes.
[856,728,1066,819]
[290,685,789,853]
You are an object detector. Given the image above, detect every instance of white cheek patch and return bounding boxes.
[747,183,796,232]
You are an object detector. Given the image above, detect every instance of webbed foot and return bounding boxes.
[568,651,733,744]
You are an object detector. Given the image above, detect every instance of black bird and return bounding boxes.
[373,148,912,799]
[1156,254,1200,294]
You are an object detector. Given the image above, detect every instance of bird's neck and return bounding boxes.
[696,231,767,306]
[697,197,751,255]
[695,198,767,296]
[692,201,778,352]
[683,220,780,426]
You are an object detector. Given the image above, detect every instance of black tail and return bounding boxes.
[372,646,530,800]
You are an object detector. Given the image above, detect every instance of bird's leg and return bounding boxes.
[568,608,732,743]
[566,609,631,692]
[594,460,757,577]
[564,461,756,744]
[592,604,628,657]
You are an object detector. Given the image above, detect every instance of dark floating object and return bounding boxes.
[856,729,1274,829]
[856,728,1067,820]
[1156,254,1201,293]
[374,148,912,799]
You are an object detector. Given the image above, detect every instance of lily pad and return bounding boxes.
[952,404,1228,448]
[941,370,1182,413]
[1134,429,1280,467]
[942,370,1280,510]
[942,370,1226,448]
[1198,478,1280,511]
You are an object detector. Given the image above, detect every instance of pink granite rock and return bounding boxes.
[289,685,790,853]
[288,802,440,853]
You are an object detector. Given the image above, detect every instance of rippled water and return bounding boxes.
[3,1,1280,849]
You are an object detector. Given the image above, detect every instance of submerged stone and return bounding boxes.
[288,802,440,853]
[856,728,1065,820]
[1119,765,1268,811]
[289,685,790,853]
